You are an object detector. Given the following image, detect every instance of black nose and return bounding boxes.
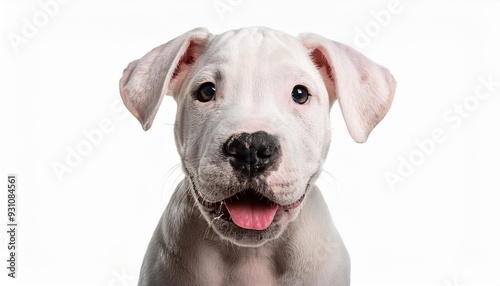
[224,131,281,176]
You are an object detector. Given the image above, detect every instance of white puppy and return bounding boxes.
[120,27,396,286]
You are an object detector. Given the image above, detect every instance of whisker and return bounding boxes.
[318,169,342,190]
[318,169,344,204]
[181,157,204,164]
[160,163,183,197]
[203,225,212,240]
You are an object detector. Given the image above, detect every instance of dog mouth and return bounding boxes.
[194,188,305,231]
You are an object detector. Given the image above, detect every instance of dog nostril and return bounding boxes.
[224,134,251,157]
[257,146,272,159]
[225,145,239,156]
[224,132,281,175]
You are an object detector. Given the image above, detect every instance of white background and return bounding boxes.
[1,0,499,285]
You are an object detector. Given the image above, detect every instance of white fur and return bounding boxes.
[120,27,396,286]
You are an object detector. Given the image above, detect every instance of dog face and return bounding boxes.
[175,29,333,246]
[120,27,395,247]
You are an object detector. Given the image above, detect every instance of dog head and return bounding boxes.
[120,27,395,247]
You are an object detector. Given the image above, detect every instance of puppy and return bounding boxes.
[119,27,396,286]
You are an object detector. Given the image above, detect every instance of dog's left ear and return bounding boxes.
[119,28,210,130]
[300,33,396,143]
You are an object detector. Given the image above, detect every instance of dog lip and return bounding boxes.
[188,174,306,213]
[281,193,305,211]
[192,187,220,210]
[193,186,305,211]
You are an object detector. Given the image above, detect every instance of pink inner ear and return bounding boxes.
[309,48,337,106]
[171,41,203,80]
[310,48,334,81]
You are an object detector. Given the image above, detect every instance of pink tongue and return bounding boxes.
[225,194,278,231]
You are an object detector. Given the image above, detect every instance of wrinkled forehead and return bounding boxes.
[209,28,305,59]
[189,27,318,92]
[197,28,316,82]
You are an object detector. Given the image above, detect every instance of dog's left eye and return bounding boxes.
[291,85,310,104]
[196,83,216,102]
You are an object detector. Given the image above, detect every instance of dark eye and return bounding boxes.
[291,85,310,104]
[196,82,216,102]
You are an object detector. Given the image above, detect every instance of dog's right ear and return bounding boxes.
[119,28,210,130]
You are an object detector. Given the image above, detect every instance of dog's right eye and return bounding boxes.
[196,83,216,102]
